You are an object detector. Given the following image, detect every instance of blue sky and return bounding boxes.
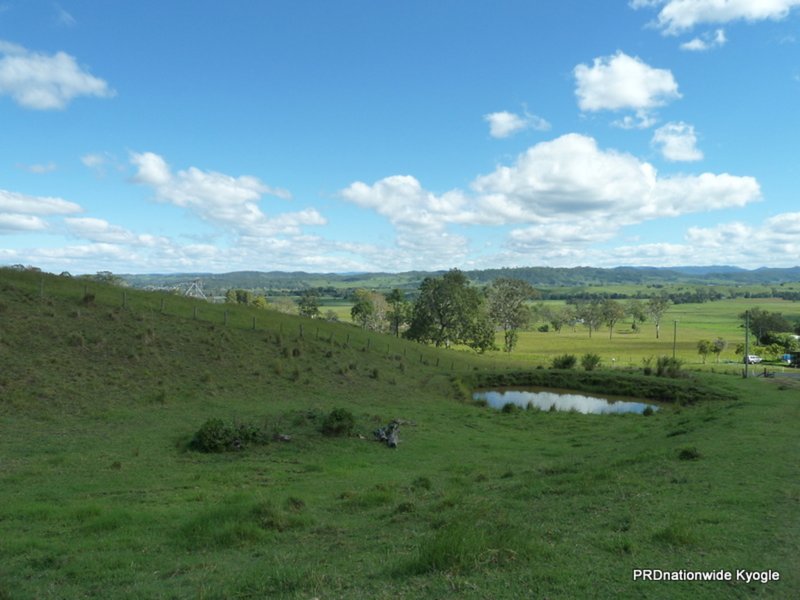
[1,0,799,274]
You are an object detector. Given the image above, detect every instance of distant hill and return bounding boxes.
[119,265,800,295]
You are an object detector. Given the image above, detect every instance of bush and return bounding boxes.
[501,402,520,413]
[581,353,602,371]
[656,356,683,378]
[190,418,268,452]
[321,408,355,437]
[551,354,577,369]
[678,447,701,461]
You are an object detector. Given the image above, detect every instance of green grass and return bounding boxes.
[1,268,798,598]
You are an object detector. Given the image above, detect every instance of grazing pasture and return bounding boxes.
[0,269,797,598]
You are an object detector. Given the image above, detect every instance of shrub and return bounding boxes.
[581,353,602,371]
[191,419,232,453]
[321,408,355,437]
[501,402,520,414]
[551,354,577,369]
[190,418,268,452]
[656,356,683,378]
[642,356,654,376]
[678,447,701,461]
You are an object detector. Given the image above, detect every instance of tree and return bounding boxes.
[350,289,375,330]
[298,290,320,319]
[350,289,388,331]
[712,337,727,363]
[487,278,537,352]
[386,288,411,337]
[697,339,713,364]
[251,295,269,310]
[602,299,626,339]
[740,308,793,345]
[405,269,495,351]
[646,295,671,339]
[573,299,604,338]
[626,299,647,332]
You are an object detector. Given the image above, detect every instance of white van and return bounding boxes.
[745,355,762,364]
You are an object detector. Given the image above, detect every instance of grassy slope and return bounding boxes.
[0,270,798,599]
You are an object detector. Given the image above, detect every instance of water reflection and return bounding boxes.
[473,388,657,415]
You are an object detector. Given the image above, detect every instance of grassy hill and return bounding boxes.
[1,268,798,598]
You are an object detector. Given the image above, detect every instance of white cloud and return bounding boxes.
[0,213,47,232]
[0,39,114,110]
[472,133,757,225]
[339,175,475,266]
[507,223,615,250]
[652,122,703,161]
[340,134,760,268]
[64,217,169,247]
[130,152,323,236]
[574,51,680,112]
[484,110,550,138]
[680,28,727,51]
[634,0,800,35]
[0,189,81,215]
[612,110,659,130]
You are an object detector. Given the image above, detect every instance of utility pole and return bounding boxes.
[744,310,750,378]
[672,321,678,360]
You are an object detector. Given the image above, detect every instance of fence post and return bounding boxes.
[252,316,256,330]
[299,323,304,339]
[224,310,228,326]
[366,338,371,351]
[193,306,198,320]
[160,298,165,312]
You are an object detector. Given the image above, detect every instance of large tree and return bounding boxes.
[350,289,389,332]
[386,288,411,337]
[298,289,321,319]
[487,278,537,352]
[405,269,495,351]
[740,307,793,345]
[602,299,626,339]
[573,299,604,338]
[646,295,671,339]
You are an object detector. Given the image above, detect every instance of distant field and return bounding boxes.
[489,298,800,371]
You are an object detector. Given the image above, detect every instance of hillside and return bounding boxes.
[116,265,800,298]
[1,268,798,598]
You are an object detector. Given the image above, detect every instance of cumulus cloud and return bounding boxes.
[0,188,81,234]
[680,213,800,264]
[339,175,476,266]
[472,133,758,225]
[574,52,680,127]
[484,110,551,138]
[64,217,168,247]
[340,134,760,267]
[0,40,114,110]
[652,122,703,161]
[0,189,81,215]
[633,0,800,35]
[130,151,324,236]
[0,213,47,232]
[680,28,727,51]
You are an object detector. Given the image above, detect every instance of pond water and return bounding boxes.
[473,387,658,415]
